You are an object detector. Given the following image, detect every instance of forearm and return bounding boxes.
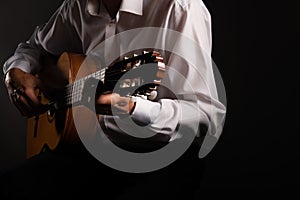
[130,96,224,141]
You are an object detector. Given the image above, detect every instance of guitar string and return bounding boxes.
[63,66,137,103]
[63,71,136,105]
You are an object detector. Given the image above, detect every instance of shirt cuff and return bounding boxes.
[5,60,34,74]
[130,97,160,125]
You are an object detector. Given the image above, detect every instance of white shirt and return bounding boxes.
[3,0,226,151]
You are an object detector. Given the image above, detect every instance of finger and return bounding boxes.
[96,93,115,105]
[19,95,34,110]
[113,104,129,113]
[113,96,135,114]
[20,93,48,116]
[24,88,40,106]
[12,95,33,116]
[115,96,130,106]
[35,79,47,97]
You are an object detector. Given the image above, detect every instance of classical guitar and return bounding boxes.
[26,51,165,158]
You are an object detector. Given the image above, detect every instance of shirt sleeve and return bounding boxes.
[130,0,226,146]
[2,0,82,75]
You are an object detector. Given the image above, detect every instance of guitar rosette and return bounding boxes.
[72,27,227,173]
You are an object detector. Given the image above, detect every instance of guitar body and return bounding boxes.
[26,52,97,158]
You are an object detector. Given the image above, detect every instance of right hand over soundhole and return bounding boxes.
[4,68,47,117]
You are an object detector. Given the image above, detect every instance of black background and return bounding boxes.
[0,0,299,194]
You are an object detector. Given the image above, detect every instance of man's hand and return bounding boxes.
[96,93,136,115]
[4,68,46,117]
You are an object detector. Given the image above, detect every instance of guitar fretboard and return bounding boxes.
[64,69,106,106]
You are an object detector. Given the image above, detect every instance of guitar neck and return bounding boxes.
[51,51,164,110]
[63,69,105,107]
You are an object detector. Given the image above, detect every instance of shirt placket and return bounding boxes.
[104,18,120,65]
